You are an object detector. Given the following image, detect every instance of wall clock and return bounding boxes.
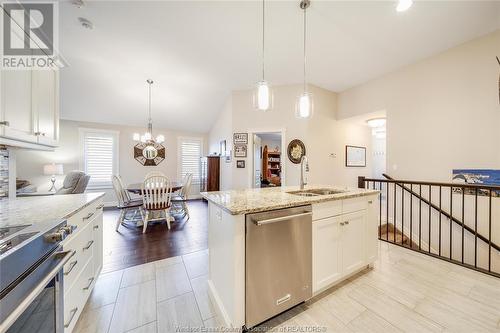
[287,139,306,164]
[134,142,165,166]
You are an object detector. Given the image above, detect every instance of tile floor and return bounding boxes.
[74,242,500,333]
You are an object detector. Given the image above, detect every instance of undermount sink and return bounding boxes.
[287,188,347,197]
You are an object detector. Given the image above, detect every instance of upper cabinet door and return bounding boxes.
[33,68,59,146]
[1,69,37,143]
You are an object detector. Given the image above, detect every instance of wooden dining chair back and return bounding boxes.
[144,171,165,180]
[112,175,143,231]
[112,175,129,207]
[141,175,173,233]
[179,173,193,199]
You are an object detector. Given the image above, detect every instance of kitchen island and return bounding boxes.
[201,185,379,329]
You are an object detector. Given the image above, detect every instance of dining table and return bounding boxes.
[126,180,184,195]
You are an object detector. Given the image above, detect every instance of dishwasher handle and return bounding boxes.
[253,212,312,226]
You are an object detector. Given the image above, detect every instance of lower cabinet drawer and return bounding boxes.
[62,221,93,293]
[64,260,95,333]
[342,197,368,214]
[312,201,342,220]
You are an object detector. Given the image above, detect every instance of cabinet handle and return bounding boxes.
[0,121,9,126]
[93,225,99,230]
[96,204,105,210]
[340,222,345,226]
[368,200,373,204]
[83,212,95,220]
[64,260,78,275]
[83,277,95,290]
[345,221,350,225]
[64,307,78,328]
[83,240,94,250]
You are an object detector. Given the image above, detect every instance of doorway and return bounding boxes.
[253,132,283,188]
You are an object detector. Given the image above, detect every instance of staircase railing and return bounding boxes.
[359,175,500,278]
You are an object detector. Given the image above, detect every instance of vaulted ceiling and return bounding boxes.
[59,1,500,133]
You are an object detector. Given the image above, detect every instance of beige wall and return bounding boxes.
[208,84,373,190]
[16,120,207,204]
[338,30,500,273]
[338,29,500,182]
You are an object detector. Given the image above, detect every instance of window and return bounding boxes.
[79,128,119,189]
[178,137,203,184]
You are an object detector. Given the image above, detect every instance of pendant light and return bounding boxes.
[253,0,272,111]
[296,0,313,119]
[133,79,165,145]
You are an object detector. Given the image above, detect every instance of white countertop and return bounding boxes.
[0,193,105,228]
[201,185,379,215]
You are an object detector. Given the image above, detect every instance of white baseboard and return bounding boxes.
[207,279,233,328]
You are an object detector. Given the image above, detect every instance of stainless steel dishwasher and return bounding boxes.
[245,205,312,328]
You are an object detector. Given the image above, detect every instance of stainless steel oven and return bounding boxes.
[0,247,73,332]
[0,220,75,333]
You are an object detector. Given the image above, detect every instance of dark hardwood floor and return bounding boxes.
[101,200,208,274]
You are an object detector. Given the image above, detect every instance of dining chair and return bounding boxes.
[144,171,165,179]
[171,173,193,220]
[112,175,143,231]
[141,175,173,233]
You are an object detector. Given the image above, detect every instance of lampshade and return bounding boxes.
[43,163,63,176]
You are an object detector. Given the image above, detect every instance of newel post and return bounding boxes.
[358,176,366,189]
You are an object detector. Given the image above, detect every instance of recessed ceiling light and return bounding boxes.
[396,0,413,12]
[366,118,386,128]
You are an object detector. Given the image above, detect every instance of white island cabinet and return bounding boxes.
[61,198,104,333]
[201,186,379,329]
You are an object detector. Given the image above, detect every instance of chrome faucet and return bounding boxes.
[300,155,309,190]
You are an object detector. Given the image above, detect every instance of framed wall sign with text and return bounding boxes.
[345,145,366,167]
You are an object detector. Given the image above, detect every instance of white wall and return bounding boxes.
[16,120,207,204]
[338,29,500,182]
[208,84,373,190]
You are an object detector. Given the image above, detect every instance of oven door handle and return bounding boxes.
[0,250,75,332]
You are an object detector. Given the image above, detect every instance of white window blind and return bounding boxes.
[179,137,202,184]
[80,129,118,189]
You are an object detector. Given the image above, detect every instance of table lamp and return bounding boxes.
[44,163,63,192]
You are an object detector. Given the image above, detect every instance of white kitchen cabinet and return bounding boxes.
[62,199,103,333]
[312,215,342,292]
[365,199,378,262]
[92,205,104,276]
[312,195,378,294]
[0,70,37,143]
[340,211,366,276]
[33,69,59,146]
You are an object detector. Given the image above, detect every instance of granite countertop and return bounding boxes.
[200,185,379,215]
[0,192,105,228]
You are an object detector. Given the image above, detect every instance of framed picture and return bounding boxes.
[236,160,245,168]
[220,140,227,156]
[345,145,366,167]
[234,144,247,158]
[233,133,248,144]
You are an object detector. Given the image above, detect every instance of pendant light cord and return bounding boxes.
[147,79,153,135]
[262,0,265,81]
[303,5,307,92]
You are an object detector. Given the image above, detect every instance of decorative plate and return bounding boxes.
[287,139,306,164]
[134,142,165,166]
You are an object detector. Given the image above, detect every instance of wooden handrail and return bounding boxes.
[359,174,500,191]
[361,174,500,253]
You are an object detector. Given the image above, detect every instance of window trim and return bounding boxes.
[177,136,203,185]
[78,127,119,190]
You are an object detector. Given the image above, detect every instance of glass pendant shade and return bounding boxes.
[144,132,152,141]
[133,133,140,141]
[253,81,272,111]
[296,92,313,119]
[156,134,165,143]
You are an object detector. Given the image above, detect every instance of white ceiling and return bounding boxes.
[59,1,500,133]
